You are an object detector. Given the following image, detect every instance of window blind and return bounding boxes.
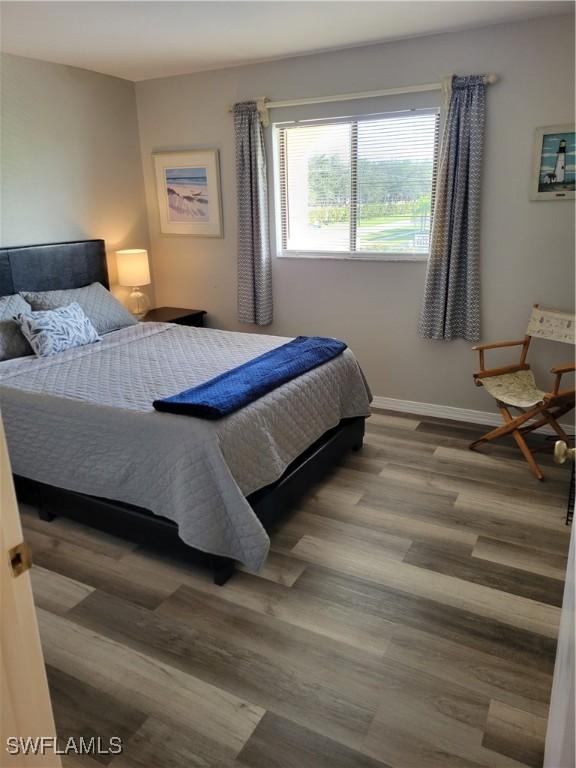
[275,108,440,258]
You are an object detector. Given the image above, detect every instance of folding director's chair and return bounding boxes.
[471,305,575,480]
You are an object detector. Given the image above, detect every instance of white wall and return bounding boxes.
[0,54,150,294]
[136,14,575,410]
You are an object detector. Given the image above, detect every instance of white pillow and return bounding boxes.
[18,302,101,357]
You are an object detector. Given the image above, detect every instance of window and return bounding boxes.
[274,108,440,259]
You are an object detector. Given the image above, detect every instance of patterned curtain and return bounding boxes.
[418,75,487,342]
[233,101,273,326]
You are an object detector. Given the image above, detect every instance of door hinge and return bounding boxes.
[9,541,32,577]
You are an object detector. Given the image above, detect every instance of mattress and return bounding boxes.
[0,322,371,570]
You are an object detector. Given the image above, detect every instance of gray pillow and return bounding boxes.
[21,282,137,336]
[0,294,34,361]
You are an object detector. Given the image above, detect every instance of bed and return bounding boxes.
[0,239,371,583]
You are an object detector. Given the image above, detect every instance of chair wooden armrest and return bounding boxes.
[471,339,527,352]
[544,386,576,402]
[472,337,530,379]
[551,363,576,375]
[549,362,576,395]
[473,363,530,385]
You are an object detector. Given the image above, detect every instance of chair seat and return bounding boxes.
[480,370,546,408]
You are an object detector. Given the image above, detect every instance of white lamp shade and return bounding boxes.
[116,249,151,287]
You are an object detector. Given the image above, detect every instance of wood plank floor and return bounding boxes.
[22,410,572,768]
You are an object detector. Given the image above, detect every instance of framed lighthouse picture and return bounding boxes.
[531,124,575,201]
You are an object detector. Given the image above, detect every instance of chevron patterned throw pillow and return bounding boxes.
[18,302,101,357]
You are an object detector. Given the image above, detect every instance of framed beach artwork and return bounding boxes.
[530,124,575,201]
[153,150,223,236]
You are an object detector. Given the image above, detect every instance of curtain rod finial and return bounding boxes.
[485,74,499,85]
[256,97,270,127]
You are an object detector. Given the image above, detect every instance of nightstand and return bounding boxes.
[143,307,207,327]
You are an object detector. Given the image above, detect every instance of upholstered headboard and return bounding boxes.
[0,239,109,297]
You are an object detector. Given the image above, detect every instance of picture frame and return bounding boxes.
[153,150,223,236]
[530,124,575,201]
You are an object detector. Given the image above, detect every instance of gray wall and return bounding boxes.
[136,15,575,410]
[0,54,150,294]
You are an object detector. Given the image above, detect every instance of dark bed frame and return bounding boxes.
[1,239,365,584]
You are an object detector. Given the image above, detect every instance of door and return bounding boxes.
[0,416,61,767]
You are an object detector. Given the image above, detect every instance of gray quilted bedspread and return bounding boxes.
[0,323,371,570]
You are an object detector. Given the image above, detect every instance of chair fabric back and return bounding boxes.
[526,306,575,344]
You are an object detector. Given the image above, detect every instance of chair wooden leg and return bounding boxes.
[544,412,570,442]
[518,417,550,436]
[511,429,544,480]
[470,421,516,448]
[469,399,570,479]
[494,405,544,480]
[469,404,540,450]
[470,409,530,449]
[470,429,496,449]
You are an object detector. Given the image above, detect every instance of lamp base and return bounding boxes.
[126,287,150,319]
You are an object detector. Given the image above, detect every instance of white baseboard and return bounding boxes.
[371,395,573,435]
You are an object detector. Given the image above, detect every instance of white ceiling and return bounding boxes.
[1,1,572,82]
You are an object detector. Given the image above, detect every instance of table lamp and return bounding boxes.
[116,249,151,318]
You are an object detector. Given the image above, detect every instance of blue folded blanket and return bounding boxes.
[153,335,347,419]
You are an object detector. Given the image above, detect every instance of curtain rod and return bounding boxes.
[228,74,498,126]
